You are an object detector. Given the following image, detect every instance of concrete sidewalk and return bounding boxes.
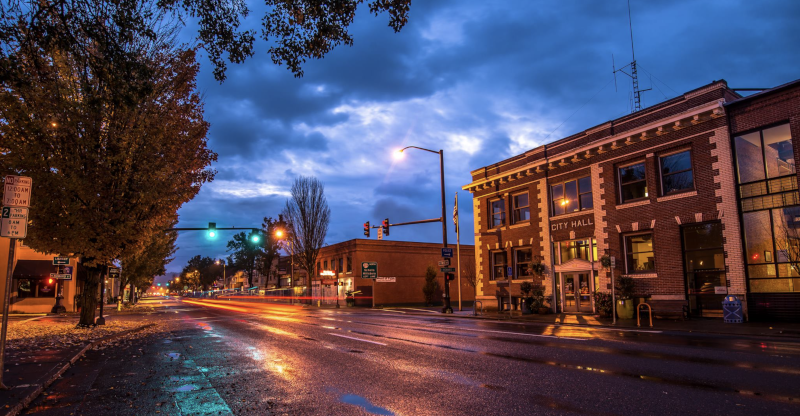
[0,313,160,416]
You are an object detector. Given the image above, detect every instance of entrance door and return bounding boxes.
[560,273,594,313]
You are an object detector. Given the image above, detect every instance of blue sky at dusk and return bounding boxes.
[167,0,800,273]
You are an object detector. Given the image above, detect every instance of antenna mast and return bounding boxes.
[613,0,650,113]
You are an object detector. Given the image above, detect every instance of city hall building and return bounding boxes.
[464,78,800,321]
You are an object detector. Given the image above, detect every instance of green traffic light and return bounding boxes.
[250,234,261,243]
[208,230,217,238]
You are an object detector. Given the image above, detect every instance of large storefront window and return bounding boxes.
[16,279,56,298]
[743,206,800,292]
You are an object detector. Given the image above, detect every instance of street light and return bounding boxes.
[395,146,452,313]
[216,260,226,290]
[275,230,295,304]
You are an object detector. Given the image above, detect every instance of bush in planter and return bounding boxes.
[529,283,547,313]
[593,291,613,317]
[615,275,636,319]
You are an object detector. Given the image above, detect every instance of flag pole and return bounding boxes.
[455,192,462,312]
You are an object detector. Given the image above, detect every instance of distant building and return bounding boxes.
[306,239,476,307]
[463,78,800,321]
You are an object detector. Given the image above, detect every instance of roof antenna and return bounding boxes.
[613,0,650,113]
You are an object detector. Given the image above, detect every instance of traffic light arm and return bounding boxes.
[164,227,260,232]
[372,218,442,228]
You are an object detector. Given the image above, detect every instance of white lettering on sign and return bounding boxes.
[551,217,594,232]
[3,175,32,207]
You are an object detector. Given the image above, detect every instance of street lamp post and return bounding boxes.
[275,230,296,305]
[396,146,452,313]
[216,260,226,290]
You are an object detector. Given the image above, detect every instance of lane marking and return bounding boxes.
[328,333,387,346]
[21,315,47,323]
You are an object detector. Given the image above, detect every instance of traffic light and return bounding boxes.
[157,283,161,287]
[47,278,54,284]
[363,221,370,237]
[445,273,455,281]
[382,218,390,236]
[249,229,262,244]
[208,222,217,239]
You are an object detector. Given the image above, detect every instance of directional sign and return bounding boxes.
[50,273,72,280]
[53,256,70,265]
[441,248,454,258]
[1,207,28,238]
[496,279,510,287]
[3,176,32,207]
[361,261,378,279]
[437,259,450,267]
[377,227,383,240]
[108,267,120,279]
[440,267,456,273]
[376,277,396,283]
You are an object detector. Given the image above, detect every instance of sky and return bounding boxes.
[165,0,800,274]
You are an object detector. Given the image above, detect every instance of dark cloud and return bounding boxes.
[169,0,800,272]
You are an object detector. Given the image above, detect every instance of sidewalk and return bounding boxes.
[0,309,167,416]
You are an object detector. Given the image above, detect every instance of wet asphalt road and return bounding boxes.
[23,297,800,415]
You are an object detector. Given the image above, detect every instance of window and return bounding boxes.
[316,261,320,274]
[491,251,507,280]
[514,248,532,279]
[551,177,593,215]
[743,206,800,292]
[619,162,648,203]
[16,279,56,299]
[660,150,694,194]
[347,257,352,273]
[736,124,795,183]
[338,258,343,272]
[490,199,505,228]
[624,233,655,273]
[512,193,530,223]
[323,260,328,270]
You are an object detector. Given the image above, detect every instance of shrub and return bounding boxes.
[593,291,613,316]
[422,265,440,306]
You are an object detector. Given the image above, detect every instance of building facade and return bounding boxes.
[464,80,764,318]
[726,80,800,320]
[311,239,475,307]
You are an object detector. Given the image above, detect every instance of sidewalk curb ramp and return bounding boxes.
[3,323,157,416]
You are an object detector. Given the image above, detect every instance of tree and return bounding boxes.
[181,255,217,290]
[422,265,440,307]
[119,218,178,305]
[259,215,287,288]
[0,3,216,326]
[1,0,412,82]
[227,232,262,288]
[281,176,331,302]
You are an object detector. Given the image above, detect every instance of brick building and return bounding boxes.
[726,79,800,320]
[309,239,475,307]
[463,79,759,318]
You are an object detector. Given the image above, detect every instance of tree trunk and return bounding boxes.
[78,269,101,327]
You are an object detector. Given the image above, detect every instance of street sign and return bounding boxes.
[278,267,287,275]
[3,176,32,207]
[361,261,378,279]
[496,279,510,287]
[437,259,450,267]
[53,256,70,265]
[0,207,28,238]
[507,266,513,278]
[108,267,120,279]
[61,266,73,275]
[376,277,396,283]
[377,227,383,240]
[440,267,456,273]
[610,256,616,268]
[50,273,72,280]
[441,248,454,258]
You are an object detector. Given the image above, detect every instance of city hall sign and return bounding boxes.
[551,217,594,231]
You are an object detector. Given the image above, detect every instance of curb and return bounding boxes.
[3,323,157,416]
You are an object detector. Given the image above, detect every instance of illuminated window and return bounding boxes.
[551,177,592,216]
[624,233,655,273]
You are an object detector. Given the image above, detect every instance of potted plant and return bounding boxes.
[615,275,635,319]
[530,284,548,314]
[600,254,612,269]
[593,291,613,317]
[520,282,533,314]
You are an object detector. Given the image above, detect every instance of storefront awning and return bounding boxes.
[12,260,56,279]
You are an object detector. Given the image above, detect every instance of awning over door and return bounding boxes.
[12,260,56,279]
